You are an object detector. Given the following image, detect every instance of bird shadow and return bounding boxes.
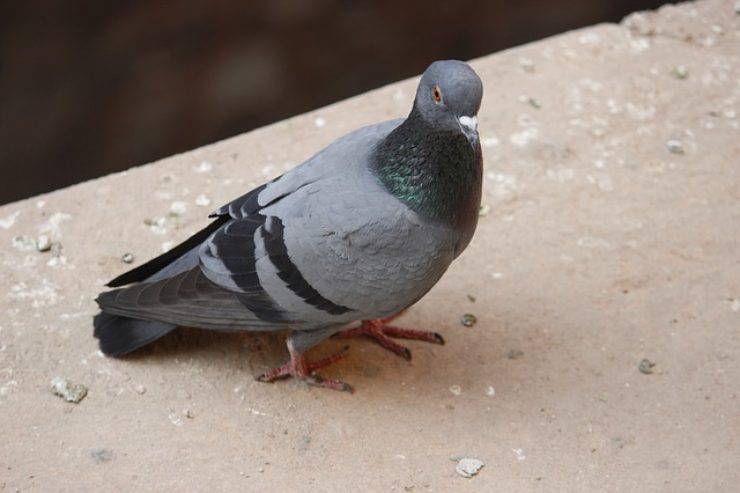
[117,326,289,372]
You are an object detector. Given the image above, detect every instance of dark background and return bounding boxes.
[0,0,670,205]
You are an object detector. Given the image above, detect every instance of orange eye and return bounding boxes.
[432,85,442,103]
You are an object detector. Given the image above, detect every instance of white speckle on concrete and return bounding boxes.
[491,272,504,280]
[193,161,213,173]
[606,99,621,114]
[11,235,35,251]
[512,448,526,461]
[730,299,740,312]
[59,312,88,321]
[169,201,187,216]
[626,102,656,121]
[145,217,167,235]
[392,89,405,103]
[8,279,59,307]
[578,32,601,45]
[449,385,462,396]
[478,204,491,217]
[546,168,575,183]
[36,200,46,209]
[314,117,326,128]
[455,458,485,478]
[161,241,175,253]
[0,379,18,397]
[486,386,496,397]
[261,165,275,177]
[168,412,183,427]
[509,127,539,147]
[195,194,211,207]
[46,252,69,269]
[0,211,20,230]
[481,136,500,148]
[519,57,535,72]
[134,384,147,395]
[629,36,651,53]
[577,236,611,249]
[39,212,72,239]
[485,172,518,196]
[580,78,603,92]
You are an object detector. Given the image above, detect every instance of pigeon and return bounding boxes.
[94,60,483,392]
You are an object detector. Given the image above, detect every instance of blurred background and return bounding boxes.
[0,0,672,205]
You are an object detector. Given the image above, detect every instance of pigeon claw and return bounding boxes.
[256,346,353,392]
[337,319,445,360]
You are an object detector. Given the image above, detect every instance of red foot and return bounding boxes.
[257,345,353,392]
[337,317,444,361]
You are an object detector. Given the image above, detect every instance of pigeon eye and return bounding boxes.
[432,85,442,104]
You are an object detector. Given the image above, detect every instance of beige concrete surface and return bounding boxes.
[1,0,738,490]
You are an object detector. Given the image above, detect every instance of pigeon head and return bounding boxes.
[413,60,483,143]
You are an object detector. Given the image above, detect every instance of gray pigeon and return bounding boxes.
[94,60,483,391]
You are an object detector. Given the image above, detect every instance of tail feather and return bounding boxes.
[93,311,176,356]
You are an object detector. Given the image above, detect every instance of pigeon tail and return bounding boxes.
[93,311,175,356]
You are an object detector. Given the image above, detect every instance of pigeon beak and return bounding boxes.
[458,115,478,144]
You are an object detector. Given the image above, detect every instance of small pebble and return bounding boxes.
[460,313,477,327]
[507,349,524,359]
[671,65,688,79]
[455,458,485,478]
[666,139,684,155]
[121,253,135,264]
[638,358,656,374]
[466,294,476,303]
[50,376,88,403]
[134,384,147,395]
[478,204,491,217]
[528,97,542,109]
[185,409,195,419]
[36,235,52,252]
[449,385,462,396]
[486,386,496,397]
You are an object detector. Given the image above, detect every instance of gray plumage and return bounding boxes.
[95,60,483,363]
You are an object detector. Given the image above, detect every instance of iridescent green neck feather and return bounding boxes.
[371,109,482,230]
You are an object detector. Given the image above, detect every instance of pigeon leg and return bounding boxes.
[337,318,444,361]
[256,338,353,392]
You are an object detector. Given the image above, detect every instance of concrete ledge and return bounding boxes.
[1,0,738,489]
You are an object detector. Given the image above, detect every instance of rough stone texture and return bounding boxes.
[0,0,738,490]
